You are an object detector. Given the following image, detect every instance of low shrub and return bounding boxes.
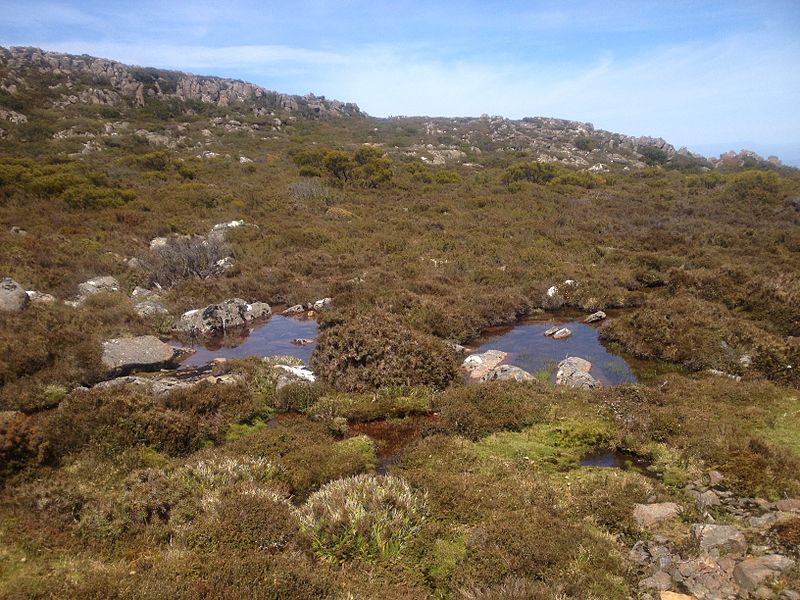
[297,473,427,562]
[138,234,231,288]
[311,310,459,392]
[434,382,553,440]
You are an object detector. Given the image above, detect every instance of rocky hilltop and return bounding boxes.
[0,46,361,117]
[0,46,789,171]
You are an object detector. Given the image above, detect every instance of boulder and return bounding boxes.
[633,502,681,528]
[77,276,119,300]
[291,338,314,346]
[462,350,508,380]
[101,336,179,375]
[313,297,333,310]
[134,299,169,317]
[282,304,305,315]
[481,364,534,382]
[174,298,271,336]
[585,310,607,323]
[0,277,30,311]
[691,524,747,555]
[543,325,561,336]
[556,357,600,389]
[552,327,572,339]
[733,555,795,592]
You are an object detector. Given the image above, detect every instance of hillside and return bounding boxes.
[1,48,799,600]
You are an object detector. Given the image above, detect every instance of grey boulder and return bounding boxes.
[0,277,30,311]
[102,335,179,375]
[174,298,271,336]
[556,357,600,389]
[481,364,534,382]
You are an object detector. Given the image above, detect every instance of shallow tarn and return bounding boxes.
[175,313,318,368]
[470,316,637,385]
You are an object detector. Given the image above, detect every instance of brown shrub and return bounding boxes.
[434,381,553,440]
[138,234,231,288]
[311,310,459,392]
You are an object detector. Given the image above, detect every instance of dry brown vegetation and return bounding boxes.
[1,58,800,598]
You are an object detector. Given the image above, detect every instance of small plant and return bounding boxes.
[297,473,426,562]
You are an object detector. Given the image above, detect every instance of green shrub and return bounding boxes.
[311,310,458,392]
[501,161,560,185]
[298,473,427,562]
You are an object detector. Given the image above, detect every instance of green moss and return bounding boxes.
[427,534,468,586]
[225,416,268,441]
[475,420,612,471]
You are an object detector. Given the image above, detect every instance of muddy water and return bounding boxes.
[579,449,652,472]
[176,314,318,369]
[469,316,637,385]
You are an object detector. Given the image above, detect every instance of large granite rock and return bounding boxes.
[101,335,179,374]
[0,277,29,311]
[556,357,600,389]
[174,298,271,336]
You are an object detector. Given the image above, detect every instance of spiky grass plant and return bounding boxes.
[297,473,426,562]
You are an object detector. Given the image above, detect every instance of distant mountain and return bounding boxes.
[0,46,793,172]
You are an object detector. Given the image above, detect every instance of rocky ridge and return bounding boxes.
[0,46,361,117]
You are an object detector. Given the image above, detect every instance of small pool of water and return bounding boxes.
[470,317,637,385]
[579,449,652,472]
[176,314,318,369]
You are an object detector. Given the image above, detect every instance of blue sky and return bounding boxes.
[2,1,800,161]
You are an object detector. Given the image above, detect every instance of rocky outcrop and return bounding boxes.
[174,298,271,336]
[101,335,180,375]
[0,277,29,311]
[0,47,361,117]
[556,357,600,389]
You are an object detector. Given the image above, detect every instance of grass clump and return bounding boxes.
[308,386,433,422]
[298,473,427,562]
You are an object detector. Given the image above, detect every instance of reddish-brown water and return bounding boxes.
[349,415,438,475]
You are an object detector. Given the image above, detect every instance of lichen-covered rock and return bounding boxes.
[691,524,747,555]
[0,277,29,311]
[556,357,600,389]
[77,275,119,300]
[633,502,681,528]
[101,335,179,375]
[585,310,607,323]
[174,298,271,336]
[481,364,534,382]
